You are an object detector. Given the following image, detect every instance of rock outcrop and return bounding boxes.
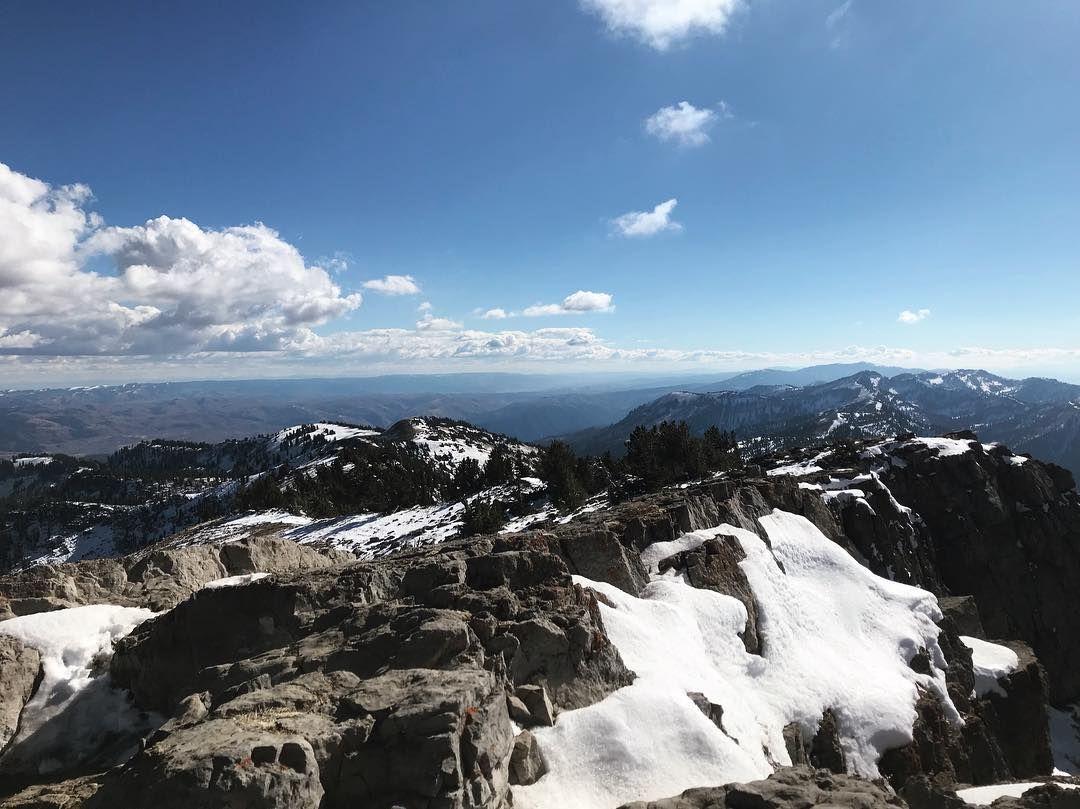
[617,766,907,809]
[0,635,40,754]
[0,533,632,808]
[0,536,352,619]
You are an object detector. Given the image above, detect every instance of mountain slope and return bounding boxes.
[0,418,541,570]
[563,369,1080,473]
[1,430,1077,807]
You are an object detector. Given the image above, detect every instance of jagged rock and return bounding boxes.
[877,441,1080,704]
[513,684,554,727]
[557,529,649,596]
[939,597,986,639]
[688,692,725,733]
[880,689,978,788]
[95,540,630,808]
[974,641,1053,779]
[505,694,529,724]
[783,723,810,767]
[0,636,41,754]
[659,535,760,654]
[809,709,847,774]
[508,730,546,786]
[616,766,907,809]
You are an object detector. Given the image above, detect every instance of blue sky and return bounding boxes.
[1,0,1078,385]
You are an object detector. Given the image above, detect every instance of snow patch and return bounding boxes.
[202,572,270,589]
[957,783,1078,805]
[13,456,53,467]
[0,605,159,774]
[961,636,1019,697]
[910,437,976,457]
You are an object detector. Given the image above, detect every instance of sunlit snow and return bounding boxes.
[516,510,958,808]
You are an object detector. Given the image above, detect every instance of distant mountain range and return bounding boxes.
[0,364,902,456]
[562,369,1080,474]
[3,364,1079,474]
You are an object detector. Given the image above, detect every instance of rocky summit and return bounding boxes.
[0,428,1079,809]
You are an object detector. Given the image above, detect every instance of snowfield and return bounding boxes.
[517,509,958,808]
[0,605,158,774]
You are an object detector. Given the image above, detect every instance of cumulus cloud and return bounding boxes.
[612,198,682,237]
[522,290,614,317]
[581,0,743,50]
[0,162,361,356]
[416,311,463,331]
[898,308,931,325]
[480,308,508,320]
[645,101,728,147]
[418,301,433,312]
[362,274,421,295]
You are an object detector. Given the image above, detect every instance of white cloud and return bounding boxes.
[416,311,463,331]
[480,307,508,320]
[581,0,743,50]
[612,198,682,237]
[898,308,931,325]
[645,101,728,147]
[362,274,421,295]
[418,301,433,312]
[522,290,614,317]
[0,162,361,356]
[562,290,614,312]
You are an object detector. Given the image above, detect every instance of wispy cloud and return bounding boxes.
[645,101,730,147]
[825,0,854,49]
[898,308,931,324]
[362,274,421,295]
[581,0,743,50]
[612,199,682,237]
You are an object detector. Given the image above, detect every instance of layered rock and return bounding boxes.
[0,536,352,619]
[0,532,632,808]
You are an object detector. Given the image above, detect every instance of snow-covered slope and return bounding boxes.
[517,510,958,808]
[563,368,1080,474]
[1,418,540,571]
